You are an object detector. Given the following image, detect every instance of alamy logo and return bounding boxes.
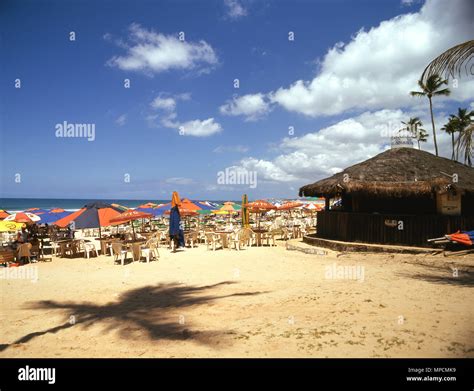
[217,167,257,189]
[18,365,56,384]
[325,262,365,282]
[55,121,95,141]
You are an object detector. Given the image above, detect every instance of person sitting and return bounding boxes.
[17,226,29,243]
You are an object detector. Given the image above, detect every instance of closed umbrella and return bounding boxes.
[241,194,249,228]
[169,192,184,251]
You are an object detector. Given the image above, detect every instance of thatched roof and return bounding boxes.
[299,148,474,198]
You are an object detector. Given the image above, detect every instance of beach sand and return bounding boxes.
[1,241,473,358]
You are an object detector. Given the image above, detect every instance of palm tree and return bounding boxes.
[441,118,457,159]
[401,117,428,150]
[450,108,474,161]
[421,40,474,82]
[410,74,450,156]
[458,123,473,167]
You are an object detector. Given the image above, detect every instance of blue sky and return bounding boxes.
[1,0,473,200]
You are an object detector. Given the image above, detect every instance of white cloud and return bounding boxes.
[224,0,247,19]
[165,177,195,185]
[150,96,176,111]
[219,93,272,121]
[106,23,218,75]
[115,114,127,126]
[232,109,459,185]
[267,0,473,117]
[213,145,249,153]
[174,118,222,137]
[149,93,222,137]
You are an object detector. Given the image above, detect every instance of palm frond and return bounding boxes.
[421,40,474,82]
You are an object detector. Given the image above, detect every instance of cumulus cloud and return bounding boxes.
[106,23,218,75]
[148,92,221,136]
[224,0,247,19]
[264,0,473,117]
[150,96,176,111]
[173,118,222,137]
[232,109,459,186]
[219,93,272,121]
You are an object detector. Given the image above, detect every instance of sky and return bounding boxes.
[0,0,473,201]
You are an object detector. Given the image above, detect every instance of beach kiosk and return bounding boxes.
[299,147,474,247]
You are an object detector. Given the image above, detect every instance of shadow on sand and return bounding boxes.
[397,264,474,287]
[0,281,265,352]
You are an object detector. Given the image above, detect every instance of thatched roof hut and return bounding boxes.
[299,148,474,247]
[299,148,474,199]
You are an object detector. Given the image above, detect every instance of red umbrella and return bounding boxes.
[110,210,153,240]
[0,210,10,220]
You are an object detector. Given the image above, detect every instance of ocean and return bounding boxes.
[1,198,177,212]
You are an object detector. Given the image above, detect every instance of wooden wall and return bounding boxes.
[316,211,474,247]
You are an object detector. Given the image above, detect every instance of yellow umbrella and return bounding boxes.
[211,210,231,215]
[0,221,25,232]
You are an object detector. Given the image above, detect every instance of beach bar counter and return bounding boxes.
[299,148,474,247]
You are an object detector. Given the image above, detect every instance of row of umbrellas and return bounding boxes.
[0,198,323,233]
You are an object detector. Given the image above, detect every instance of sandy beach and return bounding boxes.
[1,241,473,358]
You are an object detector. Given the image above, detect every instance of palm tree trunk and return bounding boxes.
[451,133,455,160]
[455,132,462,161]
[417,139,421,150]
[429,97,438,156]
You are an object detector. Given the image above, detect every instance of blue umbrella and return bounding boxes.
[38,210,72,224]
[135,207,166,216]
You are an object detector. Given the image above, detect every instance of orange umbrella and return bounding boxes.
[278,201,303,210]
[0,210,10,220]
[164,208,198,217]
[244,200,276,211]
[243,200,276,228]
[109,210,153,225]
[180,198,202,211]
[110,210,153,240]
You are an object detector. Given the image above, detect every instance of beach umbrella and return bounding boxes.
[4,212,41,224]
[446,230,474,246]
[54,202,123,237]
[278,201,303,210]
[137,202,158,209]
[169,191,184,250]
[111,203,129,212]
[24,208,48,215]
[134,207,165,216]
[241,194,249,228]
[243,200,276,228]
[0,210,10,220]
[278,201,303,218]
[38,210,73,224]
[110,210,153,240]
[0,221,25,232]
[196,201,215,211]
